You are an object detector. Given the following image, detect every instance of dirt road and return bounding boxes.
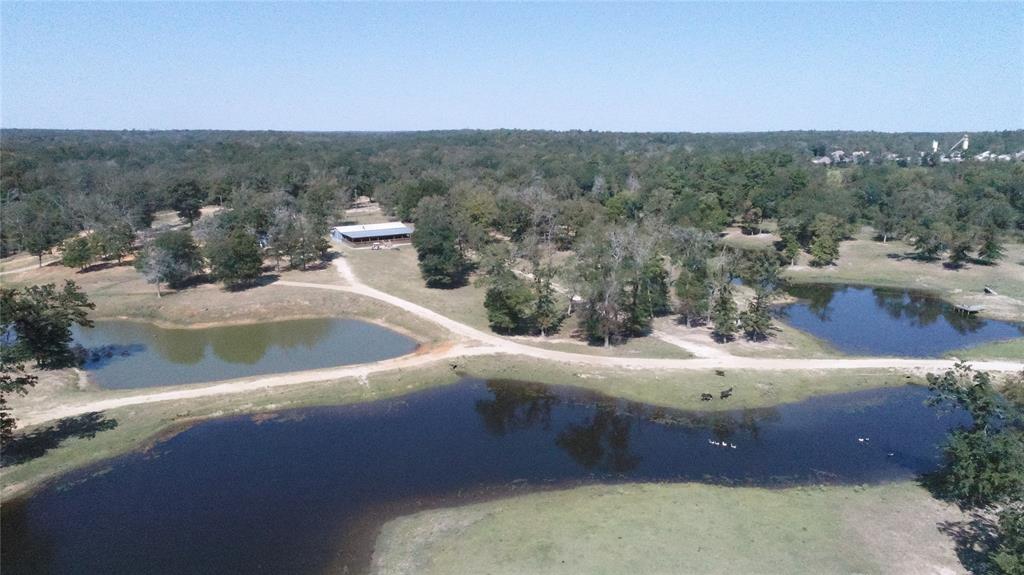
[12,254,1024,428]
[16,343,489,428]
[280,257,1023,373]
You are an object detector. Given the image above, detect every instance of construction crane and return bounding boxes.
[948,134,969,153]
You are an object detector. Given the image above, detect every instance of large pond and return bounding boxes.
[1,379,964,574]
[781,284,1023,357]
[72,318,418,389]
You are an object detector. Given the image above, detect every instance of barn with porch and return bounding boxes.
[331,222,413,246]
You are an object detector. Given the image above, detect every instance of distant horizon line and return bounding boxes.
[3,127,1022,135]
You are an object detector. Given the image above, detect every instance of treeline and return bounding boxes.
[1,130,1022,325]
[410,189,785,345]
[3,129,1022,261]
[135,182,341,293]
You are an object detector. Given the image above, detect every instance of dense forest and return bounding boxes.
[2,129,1023,342]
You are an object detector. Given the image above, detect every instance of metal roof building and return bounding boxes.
[331,222,413,245]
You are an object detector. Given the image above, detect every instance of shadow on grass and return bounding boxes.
[937,510,1000,575]
[1,412,118,466]
[224,273,281,292]
[77,260,133,274]
[886,251,941,263]
[424,261,478,290]
[171,273,215,290]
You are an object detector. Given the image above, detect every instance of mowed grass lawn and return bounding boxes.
[343,244,492,331]
[371,481,964,575]
[0,248,444,345]
[343,244,693,359]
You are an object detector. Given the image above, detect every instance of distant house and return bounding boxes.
[331,222,413,246]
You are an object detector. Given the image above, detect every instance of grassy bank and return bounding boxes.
[783,227,1024,322]
[456,354,918,412]
[1,352,921,500]
[371,481,964,575]
[948,337,1024,361]
[0,361,461,500]
[0,254,445,344]
[512,337,692,359]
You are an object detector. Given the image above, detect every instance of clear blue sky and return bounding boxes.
[2,2,1022,132]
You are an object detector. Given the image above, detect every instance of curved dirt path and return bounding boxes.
[280,257,1023,374]
[15,254,1024,428]
[16,343,489,428]
[0,258,59,277]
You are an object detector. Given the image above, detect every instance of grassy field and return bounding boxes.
[0,252,445,345]
[514,337,692,359]
[344,245,492,331]
[344,244,697,359]
[719,224,780,251]
[784,227,1024,322]
[652,314,841,360]
[371,481,964,575]
[948,337,1024,361]
[0,253,51,273]
[457,354,920,412]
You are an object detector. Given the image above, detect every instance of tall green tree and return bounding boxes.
[674,267,709,326]
[809,213,842,266]
[625,256,669,335]
[135,230,205,296]
[61,236,94,270]
[91,221,135,263]
[777,219,803,265]
[300,174,347,234]
[739,291,775,341]
[204,229,263,288]
[739,205,763,235]
[483,272,535,334]
[288,218,329,270]
[977,231,1005,265]
[531,264,564,337]
[927,363,1024,575]
[14,192,69,266]
[710,283,738,341]
[1,281,95,443]
[169,180,207,226]
[910,225,946,260]
[411,196,467,288]
[396,177,448,221]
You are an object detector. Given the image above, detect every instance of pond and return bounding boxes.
[1,379,964,574]
[71,318,419,389]
[781,284,1024,357]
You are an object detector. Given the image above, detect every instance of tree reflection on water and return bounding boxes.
[475,380,784,474]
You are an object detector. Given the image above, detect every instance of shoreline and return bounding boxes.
[86,311,428,346]
[2,379,966,575]
[1,354,940,502]
[784,271,1024,323]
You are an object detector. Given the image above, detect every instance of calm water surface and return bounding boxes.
[72,318,418,389]
[1,379,964,574]
[782,284,1023,357]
